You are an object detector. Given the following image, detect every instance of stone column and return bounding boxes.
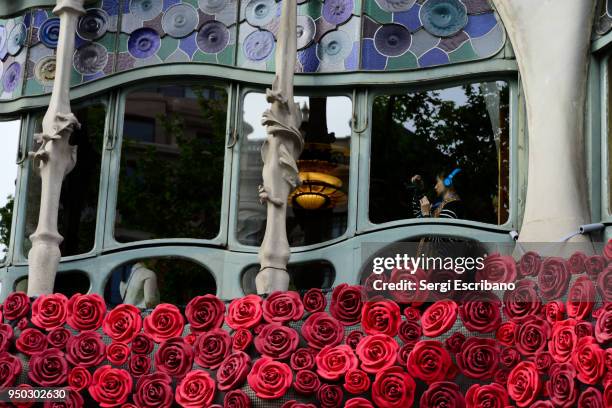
[27,0,85,296]
[256,0,303,294]
[491,0,596,242]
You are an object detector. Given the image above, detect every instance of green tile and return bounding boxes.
[266,55,275,72]
[217,44,235,65]
[24,79,44,96]
[363,0,392,24]
[300,1,322,18]
[69,68,83,87]
[97,34,115,50]
[386,51,418,70]
[157,37,179,61]
[193,50,218,63]
[117,33,129,53]
[448,41,478,63]
[183,0,199,7]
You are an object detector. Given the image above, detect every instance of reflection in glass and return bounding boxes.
[241,260,335,294]
[24,102,106,257]
[0,120,19,263]
[114,85,227,242]
[369,81,510,225]
[15,271,91,297]
[238,93,351,246]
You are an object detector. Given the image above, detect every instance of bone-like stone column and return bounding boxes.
[27,0,85,296]
[255,0,303,294]
[491,0,596,242]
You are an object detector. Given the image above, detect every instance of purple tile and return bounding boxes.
[102,0,120,16]
[298,43,319,72]
[163,0,181,11]
[322,0,353,26]
[463,12,496,37]
[362,15,380,39]
[24,12,32,28]
[393,4,422,32]
[84,71,105,82]
[179,31,198,58]
[439,30,468,52]
[75,35,89,49]
[34,10,48,28]
[116,52,136,71]
[344,41,358,70]
[418,47,449,67]
[462,0,492,14]
[361,39,387,70]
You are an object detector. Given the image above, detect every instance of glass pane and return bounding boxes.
[0,120,20,263]
[114,84,228,242]
[24,102,106,257]
[238,93,351,246]
[241,261,335,294]
[369,81,510,225]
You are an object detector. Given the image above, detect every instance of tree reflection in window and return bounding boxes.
[115,85,227,242]
[369,82,510,225]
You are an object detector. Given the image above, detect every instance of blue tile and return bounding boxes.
[463,12,497,38]
[361,39,387,70]
[299,43,320,73]
[418,47,449,67]
[179,31,198,58]
[394,4,421,32]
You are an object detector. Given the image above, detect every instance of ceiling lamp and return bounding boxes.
[290,171,345,210]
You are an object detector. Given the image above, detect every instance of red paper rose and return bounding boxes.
[65,331,106,368]
[128,353,151,377]
[330,284,363,326]
[47,327,70,349]
[0,352,21,388]
[316,344,358,380]
[232,328,253,352]
[355,334,398,374]
[290,348,315,371]
[134,372,173,408]
[16,327,45,356]
[88,366,132,407]
[445,332,466,353]
[585,255,607,279]
[572,336,605,385]
[372,366,416,408]
[546,362,578,408]
[226,294,262,330]
[398,320,421,343]
[254,324,299,360]
[185,294,225,333]
[500,347,521,368]
[155,337,194,378]
[576,321,595,338]
[597,266,612,302]
[596,306,611,343]
[569,251,587,274]
[301,312,343,350]
[538,257,571,300]
[476,253,517,283]
[194,328,231,369]
[217,351,251,391]
[43,387,84,408]
[535,351,554,373]
[247,357,292,399]
[262,291,304,324]
[518,251,542,277]
[66,293,106,331]
[420,381,465,408]
[389,268,428,305]
[317,384,343,408]
[605,239,612,260]
[17,317,28,330]
[507,361,541,407]
[465,383,509,408]
[103,304,142,343]
[131,333,154,354]
[403,306,421,321]
[578,387,604,408]
[361,300,401,336]
[549,319,578,362]
[495,321,517,346]
[515,317,551,356]
[397,341,416,366]
[544,301,566,323]
[3,292,30,321]
[503,279,541,321]
[68,366,91,391]
[224,389,251,408]
[345,330,364,349]
[345,398,374,408]
[31,293,68,330]
[143,303,184,343]
[282,401,317,408]
[421,300,458,337]
[103,342,128,366]
[456,338,499,380]
[567,276,596,320]
[459,291,501,333]
[28,349,68,387]
[407,340,454,383]
[343,369,370,394]
[0,324,12,354]
[302,288,326,313]
[294,370,321,395]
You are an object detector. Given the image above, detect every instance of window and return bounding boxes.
[0,120,19,263]
[369,81,510,225]
[24,102,106,257]
[237,93,352,246]
[241,261,335,294]
[15,271,90,297]
[114,84,228,242]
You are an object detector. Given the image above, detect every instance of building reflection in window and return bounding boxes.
[0,120,19,263]
[114,85,227,242]
[238,93,352,246]
[369,81,510,225]
[24,102,106,257]
[241,261,335,294]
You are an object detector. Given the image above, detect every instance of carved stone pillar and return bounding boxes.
[256,0,303,294]
[491,0,596,242]
[27,0,85,296]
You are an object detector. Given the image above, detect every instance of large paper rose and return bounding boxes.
[597,266,612,302]
[16,327,45,356]
[65,332,106,368]
[518,251,541,277]
[421,300,458,337]
[456,338,499,380]
[247,357,292,399]
[538,257,571,300]
[89,366,132,407]
[371,366,416,408]
[134,372,173,408]
[549,319,578,362]
[226,294,263,330]
[544,301,566,323]
[316,344,358,380]
[595,306,611,343]
[459,291,501,333]
[361,300,401,336]
[317,383,343,408]
[185,294,225,333]
[301,312,343,350]
[254,324,299,360]
[476,253,517,283]
[515,317,551,356]
[355,333,398,373]
[31,293,68,330]
[345,398,374,408]
[143,303,184,343]
[576,321,595,338]
[128,353,151,377]
[398,320,422,343]
[578,387,604,408]
[343,369,370,394]
[3,292,30,321]
[223,389,251,408]
[568,251,587,274]
[294,370,321,395]
[302,288,326,313]
[495,321,517,346]
[546,363,578,408]
[567,276,596,320]
[407,340,454,383]
[131,333,154,355]
[330,284,363,325]
[103,304,142,343]
[0,352,21,388]
[47,327,71,349]
[155,337,194,378]
[194,328,231,369]
[217,351,251,391]
[262,291,304,324]
[106,342,129,366]
[389,268,428,305]
[507,361,541,407]
[232,328,253,352]
[66,293,106,331]
[68,366,91,392]
[28,349,68,387]
[290,348,315,371]
[503,279,541,321]
[345,330,365,349]
[585,255,607,279]
[572,336,605,385]
[465,383,509,408]
[420,381,465,408]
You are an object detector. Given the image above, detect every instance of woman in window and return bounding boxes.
[410,168,465,220]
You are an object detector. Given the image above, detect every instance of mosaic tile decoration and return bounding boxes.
[0,13,29,100]
[237,0,361,72]
[361,0,506,70]
[596,0,612,36]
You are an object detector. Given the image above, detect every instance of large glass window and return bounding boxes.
[114,84,227,242]
[24,102,106,257]
[369,81,510,225]
[0,120,20,263]
[237,93,351,247]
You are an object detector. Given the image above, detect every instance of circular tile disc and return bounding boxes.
[374,24,411,57]
[317,29,352,64]
[40,17,61,48]
[130,0,163,21]
[2,62,21,92]
[0,26,6,52]
[74,43,109,75]
[420,0,468,38]
[322,0,353,26]
[162,3,199,38]
[7,23,26,56]
[374,0,416,13]
[197,20,230,53]
[296,15,315,50]
[128,27,161,59]
[35,55,56,85]
[199,0,228,15]
[243,29,275,61]
[77,8,109,41]
[245,0,277,28]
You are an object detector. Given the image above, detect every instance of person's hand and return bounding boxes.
[420,196,431,216]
